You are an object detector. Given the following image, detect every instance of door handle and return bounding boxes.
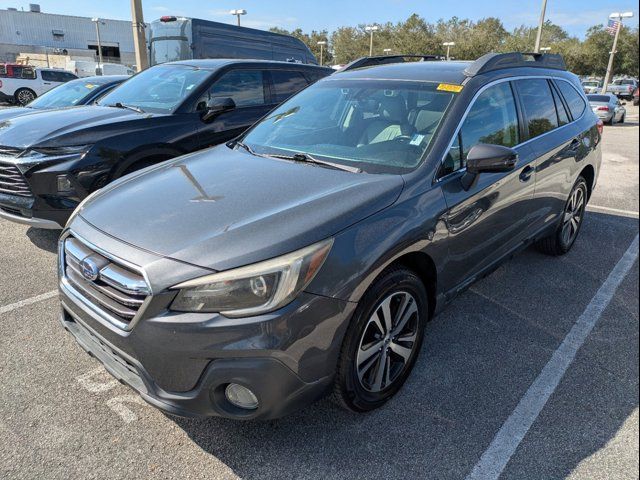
[519,165,534,182]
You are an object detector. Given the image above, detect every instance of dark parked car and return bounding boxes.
[0,75,127,123]
[0,59,332,228]
[58,53,601,420]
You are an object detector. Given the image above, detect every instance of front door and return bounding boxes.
[437,81,538,296]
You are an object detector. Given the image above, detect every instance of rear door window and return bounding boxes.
[550,83,570,126]
[270,70,309,103]
[442,82,519,175]
[206,69,266,107]
[515,79,559,139]
[41,70,61,82]
[555,81,587,120]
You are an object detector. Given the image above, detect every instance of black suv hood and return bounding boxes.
[79,145,404,272]
[0,106,155,148]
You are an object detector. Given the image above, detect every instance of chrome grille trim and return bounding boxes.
[0,162,32,198]
[62,235,151,329]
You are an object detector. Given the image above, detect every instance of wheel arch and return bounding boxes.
[391,251,437,320]
[579,164,595,201]
[112,146,184,179]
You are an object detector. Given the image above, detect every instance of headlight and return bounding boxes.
[170,238,333,317]
[22,145,92,158]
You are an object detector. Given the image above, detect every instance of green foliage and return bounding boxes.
[272,14,639,77]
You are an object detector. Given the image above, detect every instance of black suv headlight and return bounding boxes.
[170,238,333,317]
[22,145,92,159]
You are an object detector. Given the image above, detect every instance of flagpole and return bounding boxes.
[601,15,629,94]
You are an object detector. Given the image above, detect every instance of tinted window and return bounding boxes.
[516,79,558,139]
[206,70,265,107]
[271,70,308,103]
[587,95,612,103]
[550,84,570,126]
[556,81,586,120]
[442,82,519,175]
[41,70,59,82]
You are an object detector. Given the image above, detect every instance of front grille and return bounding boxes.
[63,236,150,327]
[0,161,32,198]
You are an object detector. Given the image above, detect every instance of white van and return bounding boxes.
[0,66,77,105]
[67,60,99,78]
[99,63,135,76]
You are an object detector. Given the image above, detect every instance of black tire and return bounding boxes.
[619,114,625,124]
[332,266,428,412]
[606,115,614,126]
[535,176,588,256]
[14,88,36,106]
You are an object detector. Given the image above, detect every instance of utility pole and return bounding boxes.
[533,0,548,53]
[131,0,149,71]
[365,25,379,56]
[91,18,104,69]
[601,12,634,94]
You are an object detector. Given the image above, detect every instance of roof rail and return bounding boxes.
[340,54,445,72]
[464,52,567,77]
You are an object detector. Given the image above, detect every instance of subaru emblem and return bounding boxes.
[80,257,100,281]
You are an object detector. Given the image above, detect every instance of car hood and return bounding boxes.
[0,107,41,123]
[79,145,404,272]
[0,106,155,148]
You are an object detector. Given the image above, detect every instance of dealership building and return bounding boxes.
[0,4,137,65]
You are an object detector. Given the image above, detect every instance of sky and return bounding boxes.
[1,0,638,38]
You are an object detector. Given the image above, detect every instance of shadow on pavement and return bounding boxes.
[26,227,60,253]
[169,212,639,479]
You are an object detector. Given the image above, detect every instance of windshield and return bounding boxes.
[97,65,210,114]
[28,80,104,109]
[241,79,455,174]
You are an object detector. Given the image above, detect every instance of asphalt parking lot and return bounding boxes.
[1,105,638,480]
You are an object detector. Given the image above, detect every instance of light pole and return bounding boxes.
[91,18,105,71]
[540,46,551,53]
[230,9,247,27]
[317,41,327,66]
[365,25,379,56]
[533,0,548,53]
[602,12,634,94]
[442,42,455,61]
[383,48,392,55]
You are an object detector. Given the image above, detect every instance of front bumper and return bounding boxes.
[58,226,356,419]
[0,201,63,228]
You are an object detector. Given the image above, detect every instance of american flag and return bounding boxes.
[606,19,621,36]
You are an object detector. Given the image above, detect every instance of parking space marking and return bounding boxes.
[0,290,58,315]
[466,234,639,480]
[587,205,640,218]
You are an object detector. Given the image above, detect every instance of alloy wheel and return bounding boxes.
[561,185,585,246]
[17,90,35,105]
[356,291,419,393]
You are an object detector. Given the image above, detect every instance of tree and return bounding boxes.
[269,27,333,64]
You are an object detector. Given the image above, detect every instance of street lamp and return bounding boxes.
[317,41,327,66]
[91,18,105,72]
[365,25,379,56]
[539,46,551,53]
[442,42,455,61]
[383,48,392,55]
[601,11,634,94]
[230,9,247,27]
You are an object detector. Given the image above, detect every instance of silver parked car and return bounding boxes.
[581,79,601,94]
[586,93,626,125]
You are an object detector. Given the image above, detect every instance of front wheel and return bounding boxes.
[332,266,428,412]
[535,177,588,256]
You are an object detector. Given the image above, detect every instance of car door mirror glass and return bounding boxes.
[202,97,236,122]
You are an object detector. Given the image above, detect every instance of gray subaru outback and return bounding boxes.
[58,53,602,420]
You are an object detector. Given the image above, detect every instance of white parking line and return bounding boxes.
[587,205,640,218]
[0,290,58,315]
[466,234,639,480]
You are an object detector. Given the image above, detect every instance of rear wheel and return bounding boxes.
[619,113,626,124]
[15,88,36,106]
[535,177,588,256]
[332,266,428,412]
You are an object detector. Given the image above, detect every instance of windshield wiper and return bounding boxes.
[234,141,262,157]
[266,152,362,173]
[107,102,145,114]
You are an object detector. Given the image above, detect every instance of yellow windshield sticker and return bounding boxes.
[437,83,463,93]
[84,84,97,89]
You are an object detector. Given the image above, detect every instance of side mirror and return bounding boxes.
[201,97,236,122]
[461,144,518,190]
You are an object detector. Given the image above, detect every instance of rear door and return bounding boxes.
[517,78,589,230]
[39,70,65,94]
[438,80,537,295]
[195,68,274,147]
[267,69,311,104]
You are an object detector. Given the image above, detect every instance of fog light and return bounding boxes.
[57,175,74,193]
[225,383,258,410]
